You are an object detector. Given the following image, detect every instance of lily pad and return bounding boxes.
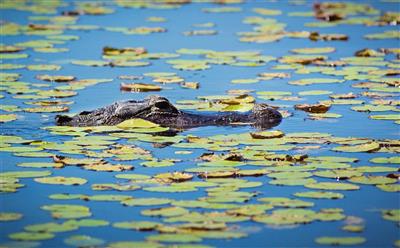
[0,212,23,221]
[293,191,344,199]
[34,176,87,185]
[113,221,161,231]
[9,232,54,241]
[305,182,360,191]
[348,176,397,185]
[122,198,171,206]
[332,142,381,153]
[141,207,189,217]
[0,114,18,123]
[64,235,105,247]
[147,233,202,243]
[315,236,366,245]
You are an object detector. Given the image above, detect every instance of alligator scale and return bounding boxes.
[56,95,282,129]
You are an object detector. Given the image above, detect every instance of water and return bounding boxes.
[1,1,399,247]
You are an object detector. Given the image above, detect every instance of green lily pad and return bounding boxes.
[27,64,61,71]
[9,232,54,241]
[332,142,381,153]
[315,236,366,245]
[41,204,91,219]
[0,170,51,178]
[305,182,360,191]
[141,207,189,217]
[377,184,400,192]
[291,47,335,54]
[108,241,163,248]
[369,114,400,121]
[71,60,109,67]
[64,219,109,227]
[289,78,344,86]
[0,212,23,221]
[298,90,333,96]
[34,176,87,185]
[122,198,171,206]
[269,178,317,186]
[113,221,161,231]
[24,222,78,233]
[36,74,75,82]
[115,174,151,180]
[293,191,344,199]
[370,156,400,164]
[382,209,400,222]
[351,105,398,112]
[117,118,160,129]
[342,225,364,233]
[258,197,314,208]
[64,235,105,247]
[84,194,132,202]
[0,114,18,122]
[348,176,397,185]
[91,183,140,191]
[314,169,363,179]
[147,233,202,243]
[17,162,64,168]
[253,209,316,225]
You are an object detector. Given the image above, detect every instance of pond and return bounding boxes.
[0,0,399,247]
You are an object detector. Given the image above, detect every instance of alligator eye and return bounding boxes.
[155,101,170,109]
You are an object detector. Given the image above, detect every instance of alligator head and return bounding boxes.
[56,95,282,129]
[56,95,181,126]
[115,95,181,120]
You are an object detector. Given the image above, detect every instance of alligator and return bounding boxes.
[55,95,282,129]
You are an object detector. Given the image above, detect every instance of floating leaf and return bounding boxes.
[289,78,344,86]
[116,118,159,129]
[291,47,335,54]
[71,60,109,67]
[113,221,161,231]
[342,225,365,233]
[332,142,380,153]
[348,176,397,185]
[370,156,400,164]
[120,83,161,92]
[17,162,64,168]
[294,191,344,199]
[0,170,51,178]
[141,206,189,217]
[377,184,400,192]
[122,198,171,207]
[258,197,314,208]
[0,114,17,123]
[41,204,91,219]
[370,114,400,121]
[26,64,61,71]
[9,232,54,241]
[315,236,366,245]
[64,235,104,247]
[147,233,202,243]
[382,209,400,222]
[36,75,75,82]
[24,222,78,233]
[0,212,23,221]
[108,241,163,248]
[34,176,87,185]
[305,182,360,191]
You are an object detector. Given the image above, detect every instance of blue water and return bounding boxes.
[1,1,399,247]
